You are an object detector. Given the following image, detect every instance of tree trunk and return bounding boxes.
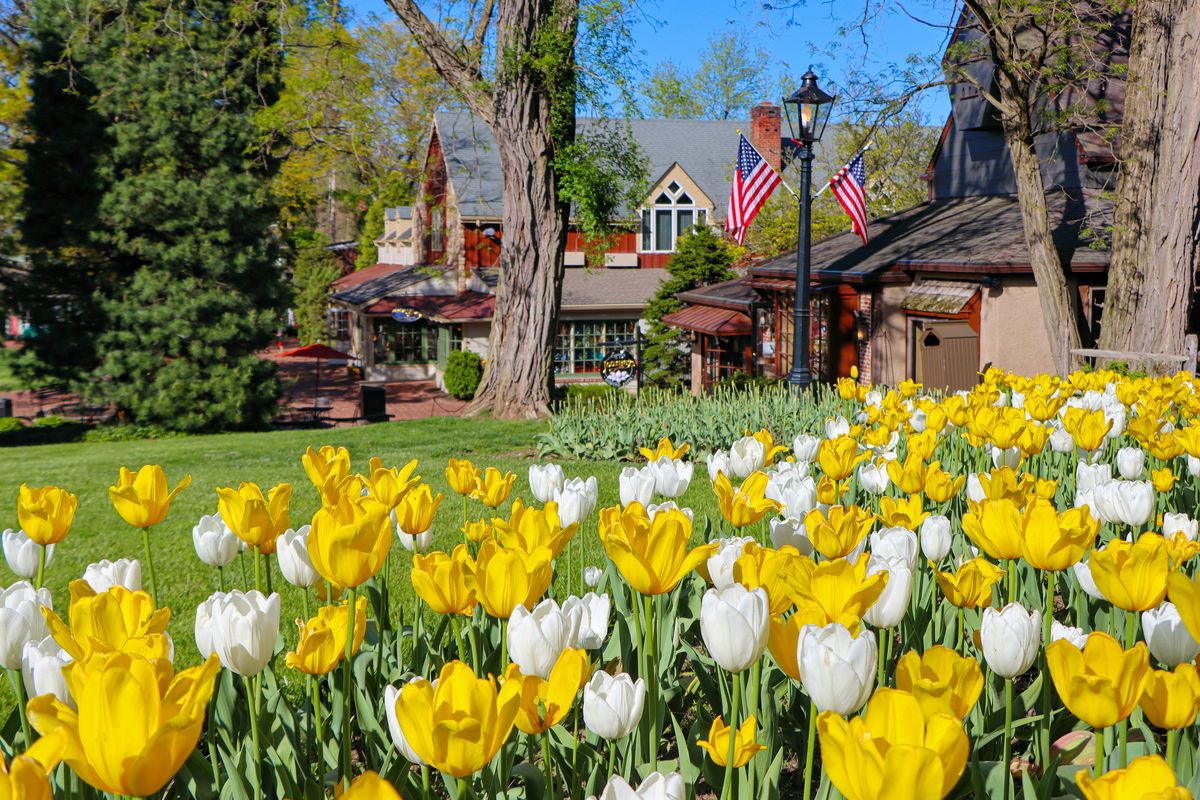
[998,102,1086,373]
[1099,0,1200,358]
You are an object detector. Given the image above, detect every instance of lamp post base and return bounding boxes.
[787,368,812,390]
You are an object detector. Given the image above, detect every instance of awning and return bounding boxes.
[900,280,979,314]
[661,305,752,337]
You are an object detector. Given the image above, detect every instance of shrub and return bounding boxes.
[0,417,23,434]
[30,414,69,428]
[83,423,182,443]
[444,351,483,400]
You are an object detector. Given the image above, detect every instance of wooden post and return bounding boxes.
[1185,334,1198,375]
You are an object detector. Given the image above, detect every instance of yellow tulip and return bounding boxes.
[713,471,782,529]
[108,465,191,528]
[788,555,887,630]
[394,660,521,778]
[216,482,292,553]
[1089,534,1170,612]
[894,646,983,720]
[697,715,766,768]
[43,580,172,662]
[285,596,368,675]
[1152,467,1177,493]
[639,435,689,461]
[341,772,404,800]
[505,648,591,734]
[1019,498,1099,571]
[1166,571,1200,644]
[750,428,789,466]
[16,484,77,546]
[363,457,420,509]
[1075,755,1189,800]
[307,494,392,588]
[1147,433,1184,461]
[817,688,969,800]
[877,494,929,531]
[1062,407,1113,452]
[804,505,874,560]
[302,445,351,503]
[973,467,1034,506]
[474,539,553,619]
[445,458,481,496]
[818,436,869,482]
[462,518,494,543]
[395,483,444,535]
[599,503,716,596]
[816,475,840,506]
[0,745,57,800]
[934,557,1005,609]
[962,498,1022,561]
[1046,633,1149,728]
[411,544,478,616]
[733,543,803,615]
[924,464,964,504]
[886,453,926,494]
[492,499,577,558]
[907,429,939,461]
[473,467,517,508]
[1139,664,1200,729]
[1166,532,1200,569]
[767,608,827,681]
[1175,426,1200,458]
[898,378,921,398]
[984,411,1026,451]
[1023,392,1065,422]
[27,652,221,797]
[1016,423,1049,458]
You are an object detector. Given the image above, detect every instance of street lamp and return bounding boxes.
[782,69,835,389]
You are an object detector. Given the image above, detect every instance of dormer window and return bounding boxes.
[639,181,710,253]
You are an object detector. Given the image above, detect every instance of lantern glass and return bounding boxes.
[783,70,836,144]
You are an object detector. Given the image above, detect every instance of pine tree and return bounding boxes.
[293,245,341,344]
[641,226,736,388]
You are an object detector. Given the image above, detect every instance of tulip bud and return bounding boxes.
[704,537,753,589]
[563,592,610,650]
[793,434,820,463]
[1072,558,1107,600]
[857,461,891,496]
[728,436,766,478]
[528,464,565,504]
[21,635,72,708]
[1050,621,1089,649]
[554,476,598,527]
[647,501,693,523]
[192,513,240,568]
[82,558,142,593]
[588,772,685,800]
[0,581,52,670]
[583,671,645,741]
[204,590,281,677]
[797,623,876,714]
[650,458,693,499]
[618,466,655,508]
[863,556,914,629]
[870,527,918,570]
[706,450,730,483]
[980,603,1041,678]
[1116,447,1146,481]
[920,515,952,562]
[1,529,52,580]
[769,517,813,556]
[508,599,575,679]
[583,566,603,588]
[277,526,320,588]
[384,682,427,764]
[700,584,769,673]
[1163,513,1199,541]
[1142,602,1200,666]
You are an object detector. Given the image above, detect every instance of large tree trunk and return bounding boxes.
[999,103,1086,372]
[1099,0,1200,357]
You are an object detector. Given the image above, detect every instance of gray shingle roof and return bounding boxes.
[434,110,853,221]
[560,268,668,309]
[330,266,431,306]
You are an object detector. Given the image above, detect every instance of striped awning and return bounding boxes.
[900,280,979,314]
[661,305,752,337]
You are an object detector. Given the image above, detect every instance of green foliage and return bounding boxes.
[29,414,68,428]
[293,245,341,345]
[0,417,21,434]
[82,423,183,442]
[642,31,772,120]
[443,350,483,400]
[641,226,737,387]
[355,176,411,270]
[554,121,647,261]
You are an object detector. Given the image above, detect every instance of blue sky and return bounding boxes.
[347,0,955,122]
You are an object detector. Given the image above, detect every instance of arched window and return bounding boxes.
[639,181,709,253]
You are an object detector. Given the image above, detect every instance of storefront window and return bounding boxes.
[371,318,438,364]
[554,320,636,374]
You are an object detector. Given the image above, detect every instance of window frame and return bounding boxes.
[554,320,637,375]
[637,180,712,254]
[371,317,439,366]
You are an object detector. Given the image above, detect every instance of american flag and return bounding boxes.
[830,152,869,245]
[726,134,782,244]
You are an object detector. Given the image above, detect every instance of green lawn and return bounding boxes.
[0,417,722,680]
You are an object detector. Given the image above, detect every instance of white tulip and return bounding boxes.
[2,530,51,581]
[870,527,919,570]
[192,513,240,568]
[824,416,850,440]
[619,465,655,508]
[1115,447,1146,481]
[22,636,72,708]
[1188,455,1200,478]
[647,501,693,523]
[1071,559,1107,600]
[765,473,817,520]
[508,599,575,679]
[395,522,433,552]
[81,559,142,593]
[1048,426,1075,453]
[768,459,810,482]
[276,526,320,588]
[384,682,426,764]
[0,582,51,671]
[991,445,1021,469]
[965,473,985,504]
[1163,513,1199,541]
[1142,602,1200,666]
[1091,480,1154,528]
[563,593,610,650]
[908,407,927,433]
[589,772,685,800]
[650,457,693,499]
[769,517,813,556]
[704,537,753,589]
[194,592,223,659]
[980,603,1041,678]
[857,461,891,495]
[583,566,603,588]
[555,476,599,527]
[792,434,820,463]
[728,436,766,479]
[700,584,769,673]
[863,556,914,629]
[206,590,281,677]
[1050,621,1089,649]
[583,671,645,741]
[920,515,952,562]
[529,464,566,504]
[706,450,730,483]
[797,623,876,714]
[1076,461,1113,495]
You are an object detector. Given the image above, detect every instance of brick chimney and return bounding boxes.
[749,102,782,173]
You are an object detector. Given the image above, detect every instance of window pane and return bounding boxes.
[697,209,707,228]
[676,210,694,237]
[655,192,672,205]
[431,208,443,251]
[554,322,572,373]
[641,210,651,251]
[677,192,693,205]
[655,210,673,251]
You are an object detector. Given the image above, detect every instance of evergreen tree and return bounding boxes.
[641,226,736,388]
[293,244,341,344]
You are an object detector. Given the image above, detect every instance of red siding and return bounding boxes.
[464,226,502,268]
[424,133,448,261]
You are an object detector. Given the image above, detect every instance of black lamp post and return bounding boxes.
[782,69,835,390]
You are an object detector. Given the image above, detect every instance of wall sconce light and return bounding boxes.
[855,311,871,343]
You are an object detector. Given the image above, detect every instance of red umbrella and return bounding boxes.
[278,343,355,409]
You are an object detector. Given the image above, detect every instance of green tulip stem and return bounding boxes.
[302,587,311,625]
[450,615,463,661]
[931,566,940,642]
[217,565,226,593]
[500,618,508,671]
[606,738,618,786]
[1167,728,1177,771]
[207,713,221,791]
[720,672,742,800]
[1125,608,1137,649]
[342,586,358,789]
[1118,716,1128,769]
[245,674,263,800]
[421,764,431,800]
[541,731,555,800]
[141,526,159,604]
[1095,727,1105,778]
[1002,677,1013,800]
[1042,570,1054,768]
[35,545,46,590]
[877,634,886,689]
[7,669,31,749]
[957,607,965,654]
[265,552,274,597]
[457,775,475,800]
[254,548,263,595]
[571,704,581,796]
[1007,559,1017,605]
[466,613,480,672]
[643,593,658,773]
[307,674,322,782]
[801,697,817,800]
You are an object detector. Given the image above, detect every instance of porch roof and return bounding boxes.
[364,292,496,322]
[674,277,758,312]
[331,264,433,305]
[661,305,752,337]
[900,280,979,314]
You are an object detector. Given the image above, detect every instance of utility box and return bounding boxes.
[914,321,979,392]
[0,398,12,417]
[360,385,388,422]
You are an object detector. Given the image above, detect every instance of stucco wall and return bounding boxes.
[979,279,1059,376]
[462,322,490,357]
